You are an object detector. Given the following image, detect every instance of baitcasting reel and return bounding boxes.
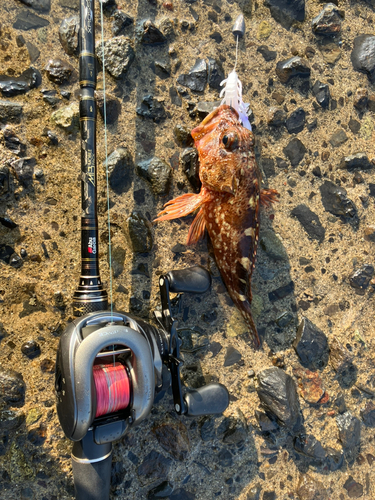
[55,265,229,500]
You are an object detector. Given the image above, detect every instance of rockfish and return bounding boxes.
[155,104,278,348]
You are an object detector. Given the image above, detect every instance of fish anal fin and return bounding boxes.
[154,193,203,222]
[186,208,206,245]
[260,188,279,208]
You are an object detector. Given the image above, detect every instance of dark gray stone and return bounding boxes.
[177,59,207,92]
[311,3,343,37]
[283,138,307,166]
[196,101,220,118]
[112,11,133,36]
[329,129,348,147]
[224,346,242,367]
[267,107,286,127]
[18,0,51,12]
[152,421,189,461]
[0,216,18,229]
[319,180,358,226]
[180,148,200,192]
[169,489,195,500]
[257,45,277,61]
[3,129,26,156]
[173,125,193,147]
[13,10,49,30]
[259,229,288,261]
[217,448,233,467]
[208,58,225,91]
[276,57,310,84]
[351,35,375,83]
[312,81,330,108]
[21,340,41,359]
[59,16,79,55]
[286,107,305,134]
[349,264,374,292]
[293,317,329,370]
[260,157,276,178]
[325,447,344,472]
[0,369,26,406]
[257,366,302,432]
[111,246,126,278]
[343,476,364,499]
[361,401,375,427]
[141,20,167,45]
[0,101,23,123]
[137,450,172,485]
[348,118,361,134]
[124,211,153,253]
[44,59,74,85]
[147,481,174,499]
[10,157,35,187]
[96,36,135,78]
[340,153,372,170]
[330,337,357,388]
[264,0,305,29]
[294,434,326,465]
[105,147,133,194]
[95,91,121,124]
[0,67,41,97]
[137,156,171,195]
[26,41,40,63]
[0,409,25,436]
[336,411,361,463]
[290,204,325,243]
[217,416,247,445]
[136,95,166,122]
[268,281,295,301]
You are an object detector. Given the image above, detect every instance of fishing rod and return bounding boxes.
[55,2,229,499]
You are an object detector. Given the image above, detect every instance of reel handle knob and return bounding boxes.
[184,383,229,417]
[166,265,211,294]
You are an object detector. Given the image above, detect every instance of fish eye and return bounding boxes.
[222,132,239,150]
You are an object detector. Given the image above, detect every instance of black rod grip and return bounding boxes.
[72,433,112,500]
[166,266,211,294]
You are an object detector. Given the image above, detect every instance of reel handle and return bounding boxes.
[184,383,229,417]
[72,431,112,500]
[166,265,211,294]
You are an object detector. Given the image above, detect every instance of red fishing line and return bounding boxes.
[93,362,131,418]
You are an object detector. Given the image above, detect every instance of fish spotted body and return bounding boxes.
[155,104,278,348]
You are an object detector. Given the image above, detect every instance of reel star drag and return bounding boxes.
[54,1,229,499]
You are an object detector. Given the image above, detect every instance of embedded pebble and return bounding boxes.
[21,340,41,359]
[293,368,328,404]
[311,3,343,37]
[96,36,135,78]
[124,211,153,253]
[0,100,23,123]
[296,474,328,500]
[257,45,277,61]
[105,147,133,194]
[13,10,49,30]
[276,57,310,84]
[223,346,242,367]
[207,58,225,91]
[312,81,330,108]
[353,87,368,111]
[147,481,174,500]
[264,0,305,30]
[259,229,288,261]
[177,59,207,92]
[340,153,372,170]
[257,367,301,432]
[293,318,329,369]
[95,91,121,124]
[180,147,200,192]
[112,10,133,36]
[58,16,79,55]
[173,124,193,147]
[140,20,167,45]
[136,95,166,122]
[0,67,41,97]
[336,411,361,463]
[19,0,50,12]
[290,204,325,243]
[51,103,79,133]
[329,129,348,147]
[137,450,172,485]
[267,107,286,127]
[351,35,375,82]
[136,156,171,195]
[0,369,26,405]
[286,108,305,134]
[319,180,358,226]
[330,337,357,388]
[343,477,364,499]
[283,138,307,166]
[349,264,374,293]
[44,58,74,84]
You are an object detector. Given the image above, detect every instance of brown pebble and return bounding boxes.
[353,88,368,111]
[40,359,55,373]
[321,151,330,161]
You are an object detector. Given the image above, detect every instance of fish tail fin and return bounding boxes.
[260,188,279,208]
[154,193,203,222]
[187,207,206,245]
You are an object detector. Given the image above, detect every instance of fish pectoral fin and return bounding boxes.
[260,188,279,208]
[187,207,206,245]
[154,192,208,222]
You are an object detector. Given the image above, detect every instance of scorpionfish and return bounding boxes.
[155,104,278,348]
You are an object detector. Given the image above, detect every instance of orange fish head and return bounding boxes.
[191,104,254,194]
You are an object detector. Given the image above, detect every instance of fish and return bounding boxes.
[154,104,278,348]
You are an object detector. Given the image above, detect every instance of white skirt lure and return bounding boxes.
[219,69,252,131]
